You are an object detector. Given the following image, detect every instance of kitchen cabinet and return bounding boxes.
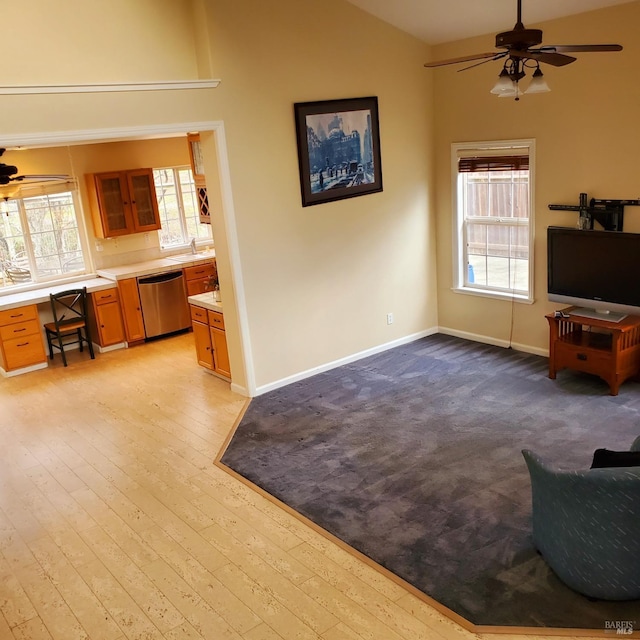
[184,261,216,297]
[88,288,125,348]
[187,134,206,188]
[88,168,161,238]
[0,305,47,373]
[189,304,230,379]
[187,133,211,224]
[118,278,145,344]
[191,306,213,369]
[210,310,231,378]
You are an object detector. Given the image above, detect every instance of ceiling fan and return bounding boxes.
[0,148,70,186]
[424,0,623,98]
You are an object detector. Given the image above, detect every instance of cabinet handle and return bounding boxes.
[17,342,29,347]
[13,328,26,333]
[10,313,24,319]
[577,353,587,361]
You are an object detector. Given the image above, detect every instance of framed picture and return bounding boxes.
[294,96,383,207]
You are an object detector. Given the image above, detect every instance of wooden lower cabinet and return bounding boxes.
[190,304,230,379]
[192,318,214,369]
[88,288,125,348]
[211,326,231,377]
[184,261,216,297]
[118,277,145,344]
[0,305,47,373]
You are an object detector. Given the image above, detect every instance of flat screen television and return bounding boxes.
[547,226,640,322]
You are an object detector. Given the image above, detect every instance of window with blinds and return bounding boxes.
[452,141,534,300]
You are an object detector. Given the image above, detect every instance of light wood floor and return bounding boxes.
[0,333,602,640]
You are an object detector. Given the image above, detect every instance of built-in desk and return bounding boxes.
[0,277,118,377]
[0,278,117,313]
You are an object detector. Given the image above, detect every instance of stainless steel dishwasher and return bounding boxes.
[137,270,191,338]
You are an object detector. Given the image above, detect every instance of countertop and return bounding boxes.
[0,251,216,312]
[188,291,223,312]
[0,277,117,312]
[97,251,215,281]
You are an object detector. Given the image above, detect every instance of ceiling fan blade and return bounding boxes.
[509,49,576,67]
[540,44,623,53]
[458,52,508,72]
[424,52,499,68]
[11,174,71,182]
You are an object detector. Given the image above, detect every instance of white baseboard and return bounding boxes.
[438,326,549,358]
[254,327,439,397]
[230,382,250,396]
[92,342,126,354]
[251,326,549,397]
[0,361,48,377]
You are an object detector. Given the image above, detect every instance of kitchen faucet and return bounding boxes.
[190,237,197,254]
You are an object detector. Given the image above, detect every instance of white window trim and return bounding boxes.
[154,166,213,253]
[451,138,535,303]
[0,184,94,296]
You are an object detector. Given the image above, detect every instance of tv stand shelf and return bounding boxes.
[546,307,640,395]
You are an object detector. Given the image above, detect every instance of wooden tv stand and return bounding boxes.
[546,307,640,395]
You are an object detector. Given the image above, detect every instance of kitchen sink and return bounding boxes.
[165,250,215,263]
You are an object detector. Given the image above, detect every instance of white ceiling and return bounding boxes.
[345,0,632,45]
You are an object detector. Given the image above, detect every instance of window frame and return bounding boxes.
[0,182,93,293]
[451,139,535,303]
[153,166,213,252]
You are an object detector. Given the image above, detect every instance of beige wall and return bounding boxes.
[431,2,640,353]
[197,0,438,391]
[2,0,199,85]
[0,0,436,394]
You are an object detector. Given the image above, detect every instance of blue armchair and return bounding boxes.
[522,436,640,601]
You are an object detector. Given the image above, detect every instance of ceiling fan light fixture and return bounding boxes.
[490,69,516,95]
[524,67,551,94]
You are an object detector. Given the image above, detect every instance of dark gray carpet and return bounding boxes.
[219,334,640,629]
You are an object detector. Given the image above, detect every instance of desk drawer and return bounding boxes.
[0,319,40,342]
[0,305,38,326]
[3,334,46,370]
[93,288,119,305]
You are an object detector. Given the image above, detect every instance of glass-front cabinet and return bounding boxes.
[89,168,161,238]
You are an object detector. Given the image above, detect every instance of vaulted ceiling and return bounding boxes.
[345,0,633,44]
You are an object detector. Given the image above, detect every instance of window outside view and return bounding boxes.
[0,190,86,289]
[462,169,530,295]
[153,167,212,249]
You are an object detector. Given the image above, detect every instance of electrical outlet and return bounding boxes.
[387,313,393,325]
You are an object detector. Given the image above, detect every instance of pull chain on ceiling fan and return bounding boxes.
[424,0,623,100]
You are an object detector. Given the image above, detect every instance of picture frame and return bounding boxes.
[294,96,383,207]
